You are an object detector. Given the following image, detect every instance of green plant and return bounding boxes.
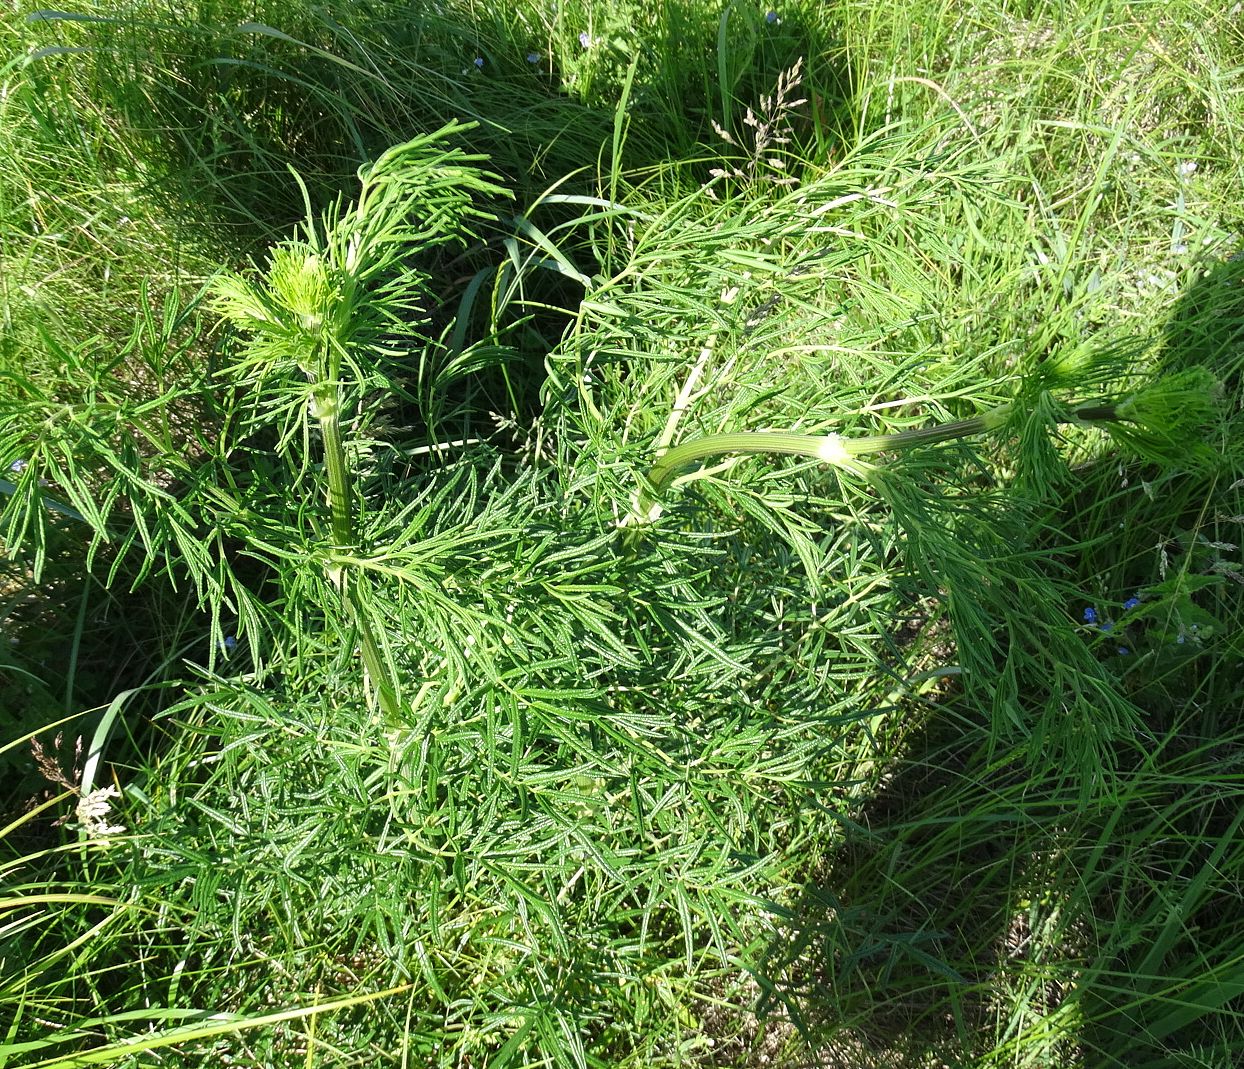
[211,124,510,721]
[633,368,1219,519]
[3,0,1243,1066]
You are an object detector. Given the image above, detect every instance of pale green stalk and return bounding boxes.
[645,406,1008,494]
[635,400,1131,522]
[309,381,402,722]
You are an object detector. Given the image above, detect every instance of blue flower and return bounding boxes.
[1083,606,1098,624]
[9,459,27,474]
[1100,621,1113,634]
[1117,647,1130,656]
[765,10,780,24]
[1123,596,1140,611]
[526,52,540,63]
[221,635,237,653]
[579,31,593,48]
[473,56,485,69]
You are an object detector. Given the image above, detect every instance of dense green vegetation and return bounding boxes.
[2,1,1242,1065]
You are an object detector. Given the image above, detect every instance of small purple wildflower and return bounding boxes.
[1123,596,1140,611]
[473,56,485,69]
[9,459,27,474]
[579,31,592,49]
[526,52,540,63]
[765,10,780,25]
[221,635,238,653]
[1083,606,1098,624]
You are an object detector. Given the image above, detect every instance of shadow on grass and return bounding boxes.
[20,0,857,246]
[1163,250,1244,392]
[750,251,1244,1067]
[755,696,1244,1066]
[751,709,1030,1067]
[0,522,205,815]
[1070,241,1244,1069]
[13,0,862,497]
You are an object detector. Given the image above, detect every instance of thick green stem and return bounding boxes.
[318,396,355,548]
[644,405,1013,496]
[346,583,402,722]
[647,431,848,490]
[636,400,1123,522]
[313,382,403,722]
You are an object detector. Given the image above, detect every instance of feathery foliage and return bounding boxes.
[2,1,1242,1066]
